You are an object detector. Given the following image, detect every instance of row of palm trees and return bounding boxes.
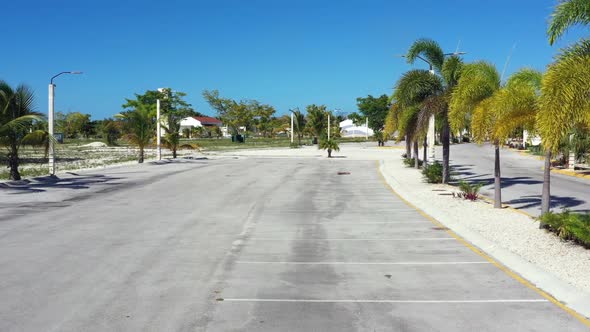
[389,0,590,218]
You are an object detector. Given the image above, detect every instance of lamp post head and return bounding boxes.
[69,71,83,74]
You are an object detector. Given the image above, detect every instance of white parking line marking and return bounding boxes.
[249,238,456,241]
[236,261,490,265]
[220,298,549,304]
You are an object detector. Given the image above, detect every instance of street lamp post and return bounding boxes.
[48,71,82,175]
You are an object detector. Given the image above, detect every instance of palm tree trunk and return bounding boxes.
[8,145,21,180]
[494,143,502,208]
[540,150,552,226]
[413,140,419,169]
[328,148,332,158]
[172,147,177,159]
[423,137,428,166]
[139,146,144,163]
[442,116,451,183]
[405,135,411,158]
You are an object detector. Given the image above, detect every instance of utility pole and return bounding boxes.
[156,99,161,161]
[365,117,369,140]
[328,114,331,140]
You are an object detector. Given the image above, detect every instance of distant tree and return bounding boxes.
[320,138,340,158]
[124,88,195,158]
[98,118,122,146]
[356,95,390,132]
[347,112,364,126]
[0,81,47,180]
[305,104,328,145]
[291,108,306,145]
[116,104,155,163]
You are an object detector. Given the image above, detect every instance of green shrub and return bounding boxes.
[403,158,423,168]
[454,180,482,201]
[422,161,443,183]
[539,211,590,248]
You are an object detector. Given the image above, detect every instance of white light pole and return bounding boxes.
[156,99,161,160]
[365,117,369,140]
[48,71,82,175]
[290,111,294,144]
[327,114,331,140]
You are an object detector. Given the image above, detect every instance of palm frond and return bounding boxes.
[548,0,590,45]
[441,55,463,87]
[393,69,443,108]
[539,40,590,152]
[449,61,500,133]
[406,38,445,72]
[505,68,542,92]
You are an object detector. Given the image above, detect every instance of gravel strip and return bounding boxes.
[380,150,590,294]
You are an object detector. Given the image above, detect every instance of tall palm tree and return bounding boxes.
[305,104,327,147]
[0,81,46,180]
[547,0,590,45]
[116,104,156,163]
[539,0,590,218]
[396,39,463,181]
[291,108,306,146]
[450,63,542,208]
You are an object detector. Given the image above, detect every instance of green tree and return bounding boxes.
[98,118,122,146]
[319,138,340,158]
[539,0,590,216]
[347,112,365,126]
[305,104,328,146]
[394,39,463,180]
[116,104,155,163]
[251,101,276,137]
[356,94,390,132]
[291,108,306,145]
[451,64,541,208]
[124,88,195,158]
[202,90,258,136]
[0,81,46,180]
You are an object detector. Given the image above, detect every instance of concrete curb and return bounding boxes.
[379,160,590,322]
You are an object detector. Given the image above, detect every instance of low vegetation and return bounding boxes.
[454,180,482,201]
[539,211,590,249]
[421,161,444,183]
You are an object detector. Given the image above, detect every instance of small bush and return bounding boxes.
[290,142,300,149]
[454,180,482,201]
[422,161,443,183]
[403,158,423,168]
[539,211,590,248]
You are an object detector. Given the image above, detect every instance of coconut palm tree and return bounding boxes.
[450,63,542,208]
[116,104,156,163]
[395,39,463,181]
[538,0,590,217]
[0,81,46,180]
[320,138,340,158]
[291,108,306,146]
[305,104,327,147]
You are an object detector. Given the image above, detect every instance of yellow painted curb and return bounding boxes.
[376,161,590,327]
[551,168,590,180]
[376,146,404,150]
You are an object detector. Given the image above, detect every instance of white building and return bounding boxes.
[179,116,224,137]
[339,119,373,137]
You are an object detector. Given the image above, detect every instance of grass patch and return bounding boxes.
[539,211,590,248]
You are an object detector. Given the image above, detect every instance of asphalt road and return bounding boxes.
[435,143,590,216]
[0,157,587,331]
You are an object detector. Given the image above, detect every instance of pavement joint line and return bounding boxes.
[376,160,590,327]
[219,298,549,304]
[248,238,456,241]
[235,261,490,265]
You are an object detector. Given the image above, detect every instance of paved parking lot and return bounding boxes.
[0,157,587,331]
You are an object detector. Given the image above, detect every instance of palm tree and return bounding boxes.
[0,81,46,180]
[116,104,156,163]
[320,138,340,158]
[395,39,463,181]
[547,0,590,45]
[538,0,590,218]
[450,63,542,208]
[291,108,306,146]
[305,104,327,146]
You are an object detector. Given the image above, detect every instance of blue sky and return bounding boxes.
[2,0,586,120]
